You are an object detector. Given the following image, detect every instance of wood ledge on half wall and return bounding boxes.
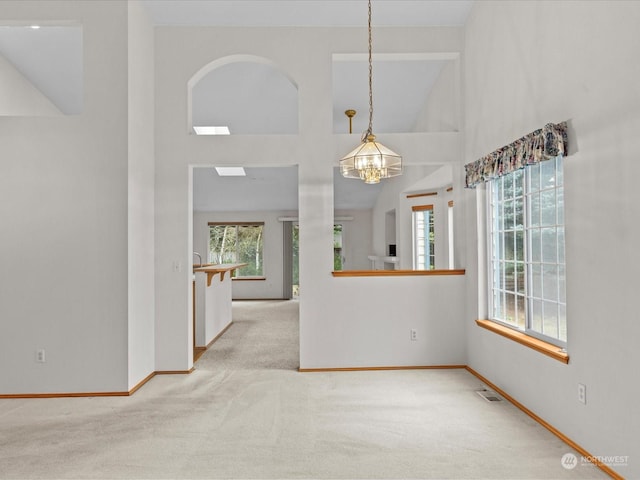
[193,263,248,286]
[332,269,465,277]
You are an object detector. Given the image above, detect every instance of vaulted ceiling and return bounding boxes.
[0,1,473,211]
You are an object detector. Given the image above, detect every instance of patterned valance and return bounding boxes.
[465,122,569,188]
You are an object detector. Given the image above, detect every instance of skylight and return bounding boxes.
[215,167,246,177]
[193,126,231,135]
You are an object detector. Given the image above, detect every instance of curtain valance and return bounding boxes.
[464,122,568,188]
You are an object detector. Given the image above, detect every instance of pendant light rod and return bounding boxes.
[345,109,356,134]
[339,0,402,184]
[366,0,374,139]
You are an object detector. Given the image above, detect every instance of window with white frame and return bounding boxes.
[488,156,566,345]
[208,222,264,277]
[448,200,454,269]
[412,205,435,270]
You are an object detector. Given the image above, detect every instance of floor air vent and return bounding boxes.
[476,389,503,402]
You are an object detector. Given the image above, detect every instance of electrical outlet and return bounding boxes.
[410,329,417,341]
[36,349,46,363]
[578,383,586,404]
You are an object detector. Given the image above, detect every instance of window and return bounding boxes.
[412,205,435,270]
[333,224,343,271]
[488,156,566,345]
[448,200,454,269]
[208,223,264,277]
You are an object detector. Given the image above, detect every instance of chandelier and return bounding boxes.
[340,0,402,184]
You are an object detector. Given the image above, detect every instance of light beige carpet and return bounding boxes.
[0,300,607,479]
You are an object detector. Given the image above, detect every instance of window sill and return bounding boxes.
[475,319,569,364]
[232,276,266,281]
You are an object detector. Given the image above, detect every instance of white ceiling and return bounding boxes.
[0,25,82,114]
[0,1,473,211]
[193,166,384,213]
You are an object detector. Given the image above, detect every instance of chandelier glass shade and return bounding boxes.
[340,134,402,184]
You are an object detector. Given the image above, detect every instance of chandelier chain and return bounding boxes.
[366,0,373,138]
[339,0,401,184]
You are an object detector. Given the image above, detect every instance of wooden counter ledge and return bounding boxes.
[193,263,248,286]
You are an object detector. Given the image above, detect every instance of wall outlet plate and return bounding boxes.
[578,383,586,404]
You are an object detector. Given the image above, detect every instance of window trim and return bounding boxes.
[486,159,567,348]
[476,319,569,364]
[412,204,435,270]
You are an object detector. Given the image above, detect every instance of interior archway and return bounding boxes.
[188,54,299,134]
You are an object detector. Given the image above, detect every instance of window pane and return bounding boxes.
[493,290,504,320]
[530,229,541,263]
[530,263,542,299]
[542,227,557,263]
[528,163,540,191]
[516,262,525,295]
[529,193,540,228]
[209,225,237,264]
[334,224,343,271]
[515,230,524,262]
[540,190,556,226]
[531,299,543,332]
[505,262,515,292]
[237,225,264,276]
[557,187,565,225]
[558,305,567,342]
[503,173,513,194]
[505,292,516,326]
[558,264,566,304]
[498,262,507,291]
[504,199,514,229]
[542,302,559,338]
[515,197,524,228]
[516,295,525,329]
[542,264,558,303]
[505,231,514,261]
[513,169,524,196]
[540,158,556,189]
[558,227,565,264]
[556,156,564,185]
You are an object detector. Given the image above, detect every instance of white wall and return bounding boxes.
[302,275,467,368]
[0,0,130,393]
[463,1,640,477]
[154,26,465,372]
[414,58,459,133]
[127,0,155,390]
[194,271,232,347]
[334,209,373,271]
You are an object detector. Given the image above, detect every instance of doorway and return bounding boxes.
[283,222,299,299]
